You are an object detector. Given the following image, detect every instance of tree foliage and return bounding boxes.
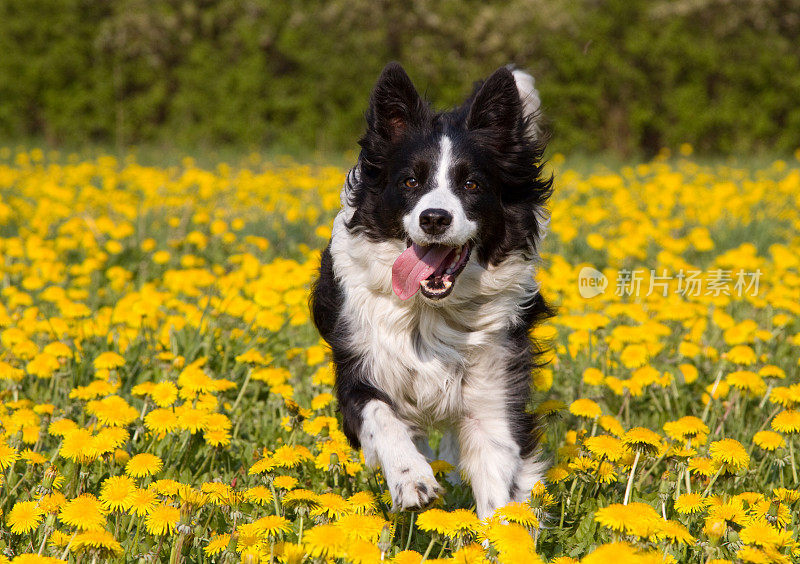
[1,0,799,155]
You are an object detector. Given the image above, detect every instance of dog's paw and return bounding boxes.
[388,466,442,512]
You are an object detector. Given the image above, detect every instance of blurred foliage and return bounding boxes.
[1,0,799,156]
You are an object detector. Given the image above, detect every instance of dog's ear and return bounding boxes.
[466,67,523,138]
[367,62,428,143]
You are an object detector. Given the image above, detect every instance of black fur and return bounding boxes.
[310,244,393,448]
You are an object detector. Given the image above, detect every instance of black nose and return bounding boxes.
[419,208,453,235]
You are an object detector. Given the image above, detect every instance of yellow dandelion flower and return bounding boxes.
[125,453,163,478]
[753,430,785,451]
[283,489,320,511]
[725,345,757,365]
[273,475,299,490]
[70,529,123,557]
[86,395,139,427]
[393,550,425,564]
[430,460,455,475]
[93,351,125,370]
[675,493,708,514]
[311,493,351,520]
[144,408,179,434]
[708,498,748,526]
[0,442,19,470]
[584,434,625,461]
[484,521,542,563]
[175,407,209,434]
[19,449,47,465]
[546,464,571,483]
[144,503,180,536]
[203,428,231,447]
[703,517,727,540]
[235,349,273,365]
[59,494,107,531]
[581,542,650,564]
[271,445,313,468]
[535,399,566,417]
[7,501,43,534]
[204,533,230,556]
[598,415,624,437]
[48,418,78,437]
[347,491,377,514]
[495,502,539,529]
[99,475,135,512]
[417,508,480,539]
[709,438,750,473]
[688,456,718,477]
[569,398,601,419]
[621,427,662,456]
[127,487,158,517]
[36,492,66,514]
[663,416,709,441]
[759,365,785,379]
[739,520,789,548]
[303,523,344,559]
[244,486,273,505]
[150,382,178,407]
[772,410,800,434]
[735,546,771,564]
[726,370,766,397]
[679,363,699,383]
[252,515,292,538]
[657,520,695,545]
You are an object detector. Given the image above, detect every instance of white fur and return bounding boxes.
[329,193,547,516]
[511,68,543,141]
[403,136,477,246]
[360,400,441,511]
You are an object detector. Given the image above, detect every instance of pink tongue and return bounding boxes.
[392,244,453,300]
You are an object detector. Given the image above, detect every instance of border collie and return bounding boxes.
[311,62,553,520]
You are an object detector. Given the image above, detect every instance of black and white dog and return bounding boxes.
[311,62,553,520]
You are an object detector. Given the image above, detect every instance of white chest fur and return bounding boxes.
[329,212,540,428]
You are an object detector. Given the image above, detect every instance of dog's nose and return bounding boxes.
[419,208,453,235]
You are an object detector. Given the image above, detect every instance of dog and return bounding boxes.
[310,62,553,520]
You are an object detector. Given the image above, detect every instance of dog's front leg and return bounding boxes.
[357,399,442,511]
[459,383,522,520]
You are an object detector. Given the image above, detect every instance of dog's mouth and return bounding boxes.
[391,241,472,301]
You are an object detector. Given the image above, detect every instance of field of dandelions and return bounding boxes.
[0,146,799,564]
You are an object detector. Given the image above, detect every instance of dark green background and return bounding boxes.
[2,0,799,157]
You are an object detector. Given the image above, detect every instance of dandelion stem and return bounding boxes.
[636,451,667,488]
[60,531,77,560]
[269,480,282,516]
[789,437,798,484]
[701,466,725,497]
[404,512,415,551]
[623,451,641,505]
[701,367,723,424]
[419,535,437,563]
[230,369,253,413]
[37,525,52,555]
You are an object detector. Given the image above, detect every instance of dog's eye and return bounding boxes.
[404,177,419,189]
[464,180,479,191]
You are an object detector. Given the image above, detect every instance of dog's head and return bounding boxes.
[346,62,552,301]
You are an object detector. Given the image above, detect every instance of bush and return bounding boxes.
[1,0,799,156]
